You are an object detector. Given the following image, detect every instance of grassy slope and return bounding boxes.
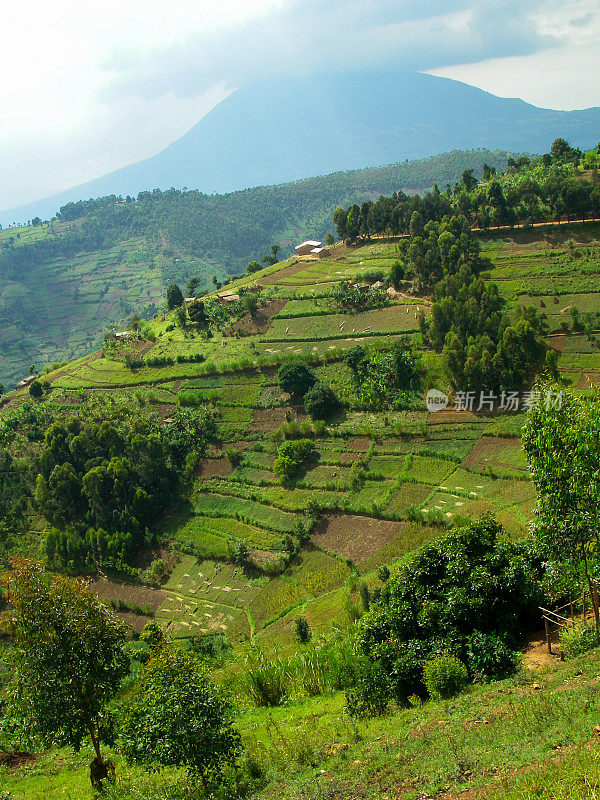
[2,222,600,798]
[5,641,600,799]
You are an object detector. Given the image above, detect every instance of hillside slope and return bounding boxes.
[2,70,599,225]
[0,149,510,388]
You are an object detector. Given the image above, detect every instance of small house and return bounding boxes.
[294,240,322,256]
[371,281,385,290]
[115,331,131,340]
[16,375,36,390]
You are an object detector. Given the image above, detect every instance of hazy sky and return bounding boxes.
[1,0,598,210]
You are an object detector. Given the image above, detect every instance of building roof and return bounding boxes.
[222,294,240,302]
[371,281,385,289]
[310,247,325,254]
[217,290,235,298]
[295,240,322,250]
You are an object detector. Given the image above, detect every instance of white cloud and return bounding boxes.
[430,0,600,110]
[0,0,597,210]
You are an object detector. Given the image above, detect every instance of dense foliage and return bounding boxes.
[37,410,215,570]
[278,362,316,397]
[343,340,421,409]
[273,439,317,483]
[333,139,600,243]
[350,518,543,714]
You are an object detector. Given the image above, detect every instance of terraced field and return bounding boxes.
[8,224,600,646]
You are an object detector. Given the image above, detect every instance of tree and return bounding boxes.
[1,560,128,789]
[545,348,559,378]
[121,643,240,791]
[166,284,184,310]
[523,387,600,630]
[303,381,340,420]
[0,383,5,396]
[325,231,335,246]
[28,380,43,398]
[186,277,200,297]
[29,364,36,374]
[409,210,425,238]
[390,260,405,289]
[278,362,316,397]
[243,293,259,318]
[188,299,207,327]
[461,169,478,192]
[333,206,348,240]
[247,260,262,274]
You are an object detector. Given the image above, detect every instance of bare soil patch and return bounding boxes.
[0,752,37,769]
[211,439,253,456]
[346,436,372,451]
[578,370,600,389]
[247,406,307,434]
[197,457,233,478]
[521,628,562,671]
[89,578,165,613]
[313,514,403,567]
[549,333,567,352]
[428,408,481,425]
[227,299,287,335]
[340,451,364,463]
[464,437,524,472]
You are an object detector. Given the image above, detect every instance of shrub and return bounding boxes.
[377,565,390,583]
[244,651,289,706]
[226,448,242,467]
[559,624,600,658]
[121,644,240,787]
[295,615,312,644]
[273,439,317,483]
[345,659,390,717]
[466,631,519,679]
[304,381,340,420]
[423,655,468,700]
[28,381,43,398]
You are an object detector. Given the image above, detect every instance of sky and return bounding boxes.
[0,0,598,211]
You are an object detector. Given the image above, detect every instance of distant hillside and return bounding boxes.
[2,70,599,225]
[0,149,511,388]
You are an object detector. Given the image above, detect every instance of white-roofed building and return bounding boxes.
[295,240,322,256]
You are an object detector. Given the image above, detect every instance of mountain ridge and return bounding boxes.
[2,70,598,226]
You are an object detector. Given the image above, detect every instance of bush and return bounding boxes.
[28,381,43,398]
[278,362,316,397]
[304,382,340,420]
[273,439,317,483]
[559,624,600,658]
[244,651,289,706]
[295,615,312,644]
[345,659,390,717]
[466,631,519,679]
[423,654,468,700]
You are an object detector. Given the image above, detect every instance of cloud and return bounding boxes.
[0,0,596,211]
[101,0,561,103]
